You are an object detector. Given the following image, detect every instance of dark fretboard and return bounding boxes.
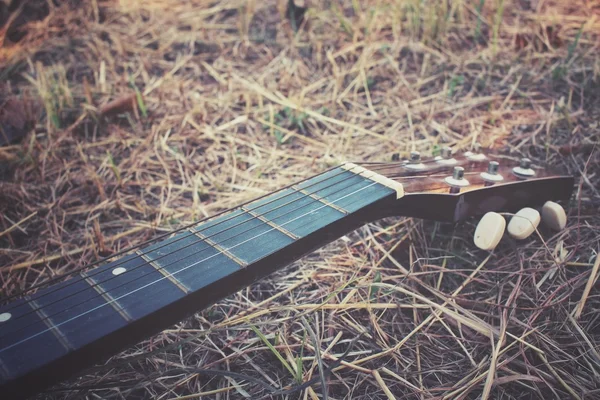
[0,165,397,399]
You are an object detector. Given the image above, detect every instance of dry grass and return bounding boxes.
[1,0,600,398]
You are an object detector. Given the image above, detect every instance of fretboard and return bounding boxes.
[0,165,399,399]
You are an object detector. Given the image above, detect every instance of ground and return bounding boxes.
[1,0,600,399]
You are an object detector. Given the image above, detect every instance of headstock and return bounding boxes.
[355,147,574,251]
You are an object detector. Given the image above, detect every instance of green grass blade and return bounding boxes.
[567,23,585,63]
[474,0,485,41]
[249,324,296,378]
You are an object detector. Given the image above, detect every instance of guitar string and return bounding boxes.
[0,157,476,330]
[4,155,492,352]
[1,156,467,327]
[0,162,347,305]
[1,156,470,333]
[0,168,383,337]
[0,180,380,354]
[0,164,363,314]
[0,166,368,328]
[1,156,451,305]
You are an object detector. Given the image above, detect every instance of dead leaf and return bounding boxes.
[93,218,107,255]
[83,76,94,106]
[515,33,529,50]
[515,25,563,52]
[99,93,137,117]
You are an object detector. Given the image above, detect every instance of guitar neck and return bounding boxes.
[0,164,401,399]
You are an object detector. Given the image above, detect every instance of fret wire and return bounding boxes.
[136,250,190,294]
[24,298,72,352]
[0,167,382,340]
[0,181,381,354]
[240,206,299,240]
[0,162,346,306]
[190,229,248,267]
[80,273,133,322]
[0,164,360,316]
[292,186,349,215]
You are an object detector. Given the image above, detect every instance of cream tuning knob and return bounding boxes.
[541,201,567,231]
[474,212,506,251]
[507,207,541,239]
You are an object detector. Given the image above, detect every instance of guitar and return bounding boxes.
[0,148,574,399]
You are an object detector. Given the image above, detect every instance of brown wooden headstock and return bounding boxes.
[360,148,575,228]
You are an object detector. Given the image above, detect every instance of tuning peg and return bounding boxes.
[465,143,487,161]
[441,146,452,159]
[541,201,567,231]
[405,151,426,170]
[507,207,540,239]
[480,161,504,183]
[474,212,506,251]
[512,157,535,178]
[435,146,457,166]
[444,166,469,189]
